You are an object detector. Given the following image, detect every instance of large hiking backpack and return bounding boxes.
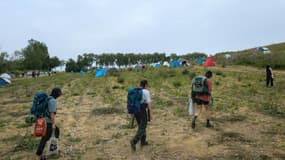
[127,88,143,115]
[30,91,51,118]
[191,76,209,96]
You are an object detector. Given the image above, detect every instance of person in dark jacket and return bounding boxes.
[266,65,274,87]
[36,88,62,160]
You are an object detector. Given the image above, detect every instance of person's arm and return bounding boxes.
[50,112,56,130]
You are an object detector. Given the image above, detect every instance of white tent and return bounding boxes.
[163,61,170,67]
[224,54,231,59]
[0,73,11,79]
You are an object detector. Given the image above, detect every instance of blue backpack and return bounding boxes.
[30,91,52,118]
[127,88,143,115]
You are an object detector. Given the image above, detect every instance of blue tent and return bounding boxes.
[195,57,205,64]
[171,61,181,67]
[80,70,84,75]
[0,77,11,87]
[95,69,107,78]
[154,63,161,68]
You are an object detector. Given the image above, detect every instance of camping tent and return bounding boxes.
[0,73,11,79]
[95,69,107,77]
[154,63,160,68]
[203,56,215,67]
[255,47,271,54]
[163,61,170,67]
[0,77,11,87]
[195,57,205,65]
[224,54,231,59]
[170,60,181,67]
[178,58,188,66]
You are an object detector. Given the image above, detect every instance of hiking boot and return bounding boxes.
[191,121,196,129]
[39,155,46,160]
[141,141,149,146]
[130,140,136,152]
[206,122,213,128]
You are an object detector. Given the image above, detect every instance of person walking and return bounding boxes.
[191,71,213,129]
[130,80,152,151]
[36,88,62,160]
[266,65,274,87]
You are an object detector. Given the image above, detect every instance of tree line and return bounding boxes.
[0,39,207,74]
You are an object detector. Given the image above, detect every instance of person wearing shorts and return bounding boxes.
[191,71,213,129]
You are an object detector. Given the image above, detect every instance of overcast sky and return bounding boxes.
[1,0,285,60]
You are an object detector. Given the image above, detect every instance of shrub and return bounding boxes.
[182,69,189,75]
[173,81,182,88]
[117,77,124,84]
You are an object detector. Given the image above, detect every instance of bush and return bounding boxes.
[117,77,124,84]
[182,69,189,75]
[173,81,182,88]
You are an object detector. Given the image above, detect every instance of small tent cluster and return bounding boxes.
[0,73,12,87]
[194,56,215,67]
[255,47,271,54]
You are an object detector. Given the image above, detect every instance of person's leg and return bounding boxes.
[266,78,269,87]
[131,109,147,151]
[205,105,213,127]
[192,100,202,129]
[271,78,274,87]
[36,123,52,157]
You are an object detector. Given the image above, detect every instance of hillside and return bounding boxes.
[0,66,285,159]
[216,42,285,56]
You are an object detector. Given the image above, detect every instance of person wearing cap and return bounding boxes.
[130,79,152,152]
[36,88,62,160]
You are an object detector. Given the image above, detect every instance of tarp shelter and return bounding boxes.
[0,77,11,87]
[171,60,181,68]
[203,56,216,67]
[0,73,11,79]
[195,57,205,64]
[95,69,107,78]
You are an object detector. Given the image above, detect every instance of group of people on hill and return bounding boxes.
[34,65,274,159]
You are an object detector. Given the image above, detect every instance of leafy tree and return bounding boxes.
[21,39,50,70]
[65,58,79,72]
[49,56,61,70]
[0,52,9,72]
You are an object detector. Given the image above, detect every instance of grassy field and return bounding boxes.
[0,65,285,160]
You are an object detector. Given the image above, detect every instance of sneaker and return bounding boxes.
[191,121,196,129]
[141,141,149,146]
[130,140,136,152]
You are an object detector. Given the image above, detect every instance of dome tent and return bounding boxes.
[203,56,215,67]
[0,77,11,87]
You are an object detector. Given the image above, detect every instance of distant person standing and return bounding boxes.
[266,65,274,87]
[191,71,213,129]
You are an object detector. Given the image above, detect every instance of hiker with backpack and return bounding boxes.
[266,65,274,87]
[191,71,213,129]
[129,80,152,152]
[35,88,62,160]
